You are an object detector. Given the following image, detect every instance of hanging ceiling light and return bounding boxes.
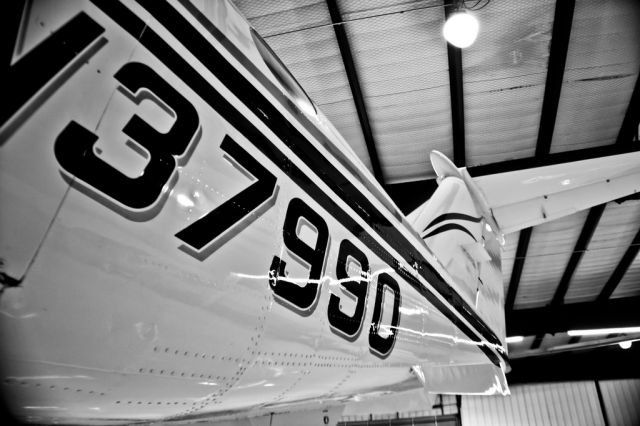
[443,11,479,48]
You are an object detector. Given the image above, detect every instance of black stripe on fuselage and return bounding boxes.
[160,0,505,358]
[89,0,503,366]
[423,223,478,241]
[423,212,482,233]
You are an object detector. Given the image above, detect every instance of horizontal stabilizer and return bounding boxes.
[470,151,640,234]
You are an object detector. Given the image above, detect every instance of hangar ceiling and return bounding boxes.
[232,0,640,381]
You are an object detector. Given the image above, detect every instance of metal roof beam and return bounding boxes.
[530,203,605,348]
[505,227,533,313]
[596,225,640,301]
[507,296,640,336]
[508,343,640,384]
[326,0,384,184]
[550,204,606,305]
[444,0,465,167]
[535,0,575,157]
[529,334,545,350]
[616,73,640,145]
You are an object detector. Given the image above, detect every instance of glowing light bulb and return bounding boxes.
[443,12,479,48]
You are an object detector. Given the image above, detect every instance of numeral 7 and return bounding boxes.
[175,135,277,260]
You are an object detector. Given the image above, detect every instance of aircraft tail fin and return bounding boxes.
[407,152,507,352]
[407,149,640,357]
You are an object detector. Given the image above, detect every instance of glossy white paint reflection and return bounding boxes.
[295,97,316,117]
[398,306,429,316]
[176,193,195,208]
[390,325,507,354]
[618,340,632,349]
[234,268,393,288]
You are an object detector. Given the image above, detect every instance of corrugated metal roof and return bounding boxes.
[565,199,640,302]
[235,0,373,171]
[463,0,555,166]
[514,210,588,309]
[342,1,453,182]
[551,0,640,153]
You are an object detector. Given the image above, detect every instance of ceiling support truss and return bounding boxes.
[616,73,640,145]
[443,0,466,167]
[527,203,605,347]
[508,343,640,384]
[550,204,606,306]
[527,0,575,349]
[507,296,640,336]
[326,0,385,184]
[535,0,575,157]
[505,227,532,314]
[597,226,640,301]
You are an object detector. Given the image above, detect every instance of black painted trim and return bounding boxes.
[326,0,384,184]
[423,212,482,232]
[1,12,105,127]
[535,0,575,157]
[90,0,504,365]
[423,223,477,242]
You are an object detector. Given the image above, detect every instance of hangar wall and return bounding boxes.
[461,379,640,426]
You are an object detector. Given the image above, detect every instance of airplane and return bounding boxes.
[1,0,639,424]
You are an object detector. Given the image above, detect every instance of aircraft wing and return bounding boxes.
[466,151,640,235]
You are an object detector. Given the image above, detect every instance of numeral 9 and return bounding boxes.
[328,240,370,341]
[269,198,329,315]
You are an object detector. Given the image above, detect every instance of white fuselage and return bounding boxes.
[0,1,507,424]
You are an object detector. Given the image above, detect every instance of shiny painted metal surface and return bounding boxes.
[0,1,507,424]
